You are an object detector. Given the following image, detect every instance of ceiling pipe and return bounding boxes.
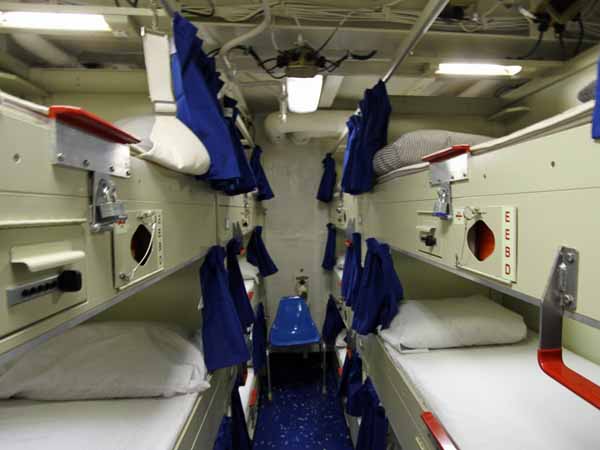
[219,0,271,73]
[329,0,450,153]
[12,34,82,68]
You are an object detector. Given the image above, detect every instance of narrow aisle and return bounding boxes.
[253,353,353,450]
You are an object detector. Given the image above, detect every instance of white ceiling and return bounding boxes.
[0,0,599,114]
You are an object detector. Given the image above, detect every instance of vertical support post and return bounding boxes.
[266,346,273,401]
[322,341,327,395]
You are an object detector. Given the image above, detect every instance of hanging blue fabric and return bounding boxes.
[322,295,345,345]
[253,303,267,372]
[343,354,366,417]
[341,80,391,195]
[171,14,239,183]
[352,238,403,335]
[246,226,278,277]
[226,238,255,330]
[250,146,275,201]
[355,378,387,450]
[212,97,257,195]
[321,223,337,271]
[340,114,363,195]
[231,378,252,450]
[200,246,250,372]
[348,376,380,419]
[592,59,600,139]
[213,416,233,450]
[343,232,362,309]
[316,153,337,203]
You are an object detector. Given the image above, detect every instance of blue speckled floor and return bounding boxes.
[253,353,353,450]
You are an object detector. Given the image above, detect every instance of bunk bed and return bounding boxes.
[0,92,220,360]
[1,366,237,450]
[359,329,600,450]
[340,96,600,448]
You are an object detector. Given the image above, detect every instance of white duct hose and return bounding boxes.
[264,110,353,145]
[12,34,81,67]
[219,0,272,72]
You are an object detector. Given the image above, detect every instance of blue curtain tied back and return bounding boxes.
[321,223,337,271]
[316,153,337,203]
[342,232,362,309]
[322,295,345,345]
[252,303,267,372]
[352,238,403,335]
[200,246,250,372]
[171,14,240,184]
[250,146,275,201]
[355,378,388,450]
[341,80,391,195]
[231,376,252,450]
[212,97,257,195]
[247,226,278,277]
[226,238,255,330]
[338,351,363,411]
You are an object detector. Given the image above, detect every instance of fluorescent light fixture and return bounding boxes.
[436,63,522,77]
[0,11,111,31]
[286,75,323,114]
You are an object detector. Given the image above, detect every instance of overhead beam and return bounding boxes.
[501,43,600,103]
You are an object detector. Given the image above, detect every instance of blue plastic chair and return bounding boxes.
[267,296,326,400]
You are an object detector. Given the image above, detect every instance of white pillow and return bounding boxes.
[379,295,527,350]
[0,321,210,401]
[118,115,211,176]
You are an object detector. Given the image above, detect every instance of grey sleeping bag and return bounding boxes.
[373,129,491,176]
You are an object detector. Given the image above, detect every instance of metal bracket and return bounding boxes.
[432,182,452,220]
[89,172,127,233]
[539,247,578,349]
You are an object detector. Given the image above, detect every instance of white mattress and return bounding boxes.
[0,393,199,450]
[384,334,600,450]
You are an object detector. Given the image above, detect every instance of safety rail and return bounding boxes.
[421,412,459,450]
[539,247,600,409]
[48,106,140,144]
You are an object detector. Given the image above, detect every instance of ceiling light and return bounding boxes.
[286,75,323,114]
[436,63,522,77]
[0,11,111,31]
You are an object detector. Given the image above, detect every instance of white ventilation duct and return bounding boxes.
[264,110,353,146]
[12,34,81,67]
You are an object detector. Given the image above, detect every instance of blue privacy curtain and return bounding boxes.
[200,246,250,372]
[212,97,257,195]
[354,378,388,450]
[322,295,345,345]
[247,226,278,277]
[171,14,239,184]
[231,376,252,450]
[250,146,275,201]
[338,351,363,414]
[321,223,337,271]
[341,80,391,195]
[213,416,233,450]
[342,232,362,309]
[593,61,600,139]
[352,238,403,335]
[316,153,337,203]
[253,303,267,372]
[226,238,255,330]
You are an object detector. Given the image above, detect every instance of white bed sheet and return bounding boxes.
[384,334,600,450]
[0,393,199,450]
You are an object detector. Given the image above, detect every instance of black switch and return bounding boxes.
[421,235,437,247]
[57,270,82,293]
